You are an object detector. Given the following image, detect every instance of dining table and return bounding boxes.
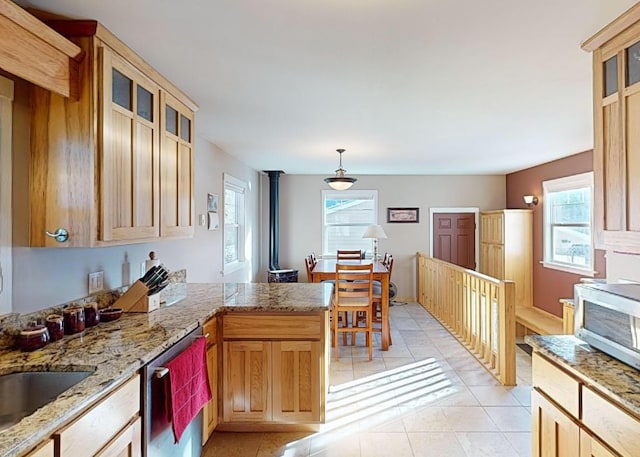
[309,259,392,351]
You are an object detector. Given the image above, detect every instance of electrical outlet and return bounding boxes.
[140,262,147,277]
[88,271,104,294]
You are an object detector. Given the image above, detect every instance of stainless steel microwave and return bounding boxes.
[574,282,640,370]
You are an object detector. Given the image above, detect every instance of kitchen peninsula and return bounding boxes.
[0,282,331,457]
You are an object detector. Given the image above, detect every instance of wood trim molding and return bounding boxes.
[582,3,640,52]
[0,0,82,98]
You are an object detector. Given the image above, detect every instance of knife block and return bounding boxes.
[115,280,161,313]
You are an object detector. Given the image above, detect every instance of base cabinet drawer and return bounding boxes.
[582,386,640,457]
[95,417,141,457]
[532,353,579,418]
[26,440,54,457]
[54,374,140,457]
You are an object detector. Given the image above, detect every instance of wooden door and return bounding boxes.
[223,341,271,422]
[25,440,53,457]
[580,430,617,457]
[160,92,194,238]
[432,212,476,269]
[202,343,218,443]
[95,417,141,457]
[272,341,321,423]
[531,390,580,457]
[100,47,160,242]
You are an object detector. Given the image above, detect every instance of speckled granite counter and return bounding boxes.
[526,334,640,417]
[0,282,332,457]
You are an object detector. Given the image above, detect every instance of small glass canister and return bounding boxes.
[45,314,64,341]
[83,302,99,327]
[63,306,85,334]
[17,322,50,352]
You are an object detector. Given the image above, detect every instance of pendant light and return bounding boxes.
[324,148,357,190]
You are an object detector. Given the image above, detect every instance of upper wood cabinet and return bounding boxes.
[583,4,640,253]
[29,20,197,247]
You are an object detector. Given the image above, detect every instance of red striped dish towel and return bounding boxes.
[165,336,212,443]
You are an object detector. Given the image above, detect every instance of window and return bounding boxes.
[542,172,594,275]
[322,190,378,257]
[224,174,246,274]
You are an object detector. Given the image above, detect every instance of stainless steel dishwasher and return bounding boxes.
[142,326,204,457]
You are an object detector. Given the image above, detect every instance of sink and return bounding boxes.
[0,371,93,431]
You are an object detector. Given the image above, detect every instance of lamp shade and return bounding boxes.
[362,224,388,239]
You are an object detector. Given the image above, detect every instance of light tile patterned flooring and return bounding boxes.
[203,302,533,457]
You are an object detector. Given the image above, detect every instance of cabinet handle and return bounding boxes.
[45,228,69,243]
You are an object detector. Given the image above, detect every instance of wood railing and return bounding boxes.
[416,252,516,386]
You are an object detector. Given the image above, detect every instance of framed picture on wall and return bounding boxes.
[387,207,419,223]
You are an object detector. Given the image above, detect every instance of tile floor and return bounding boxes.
[203,302,533,457]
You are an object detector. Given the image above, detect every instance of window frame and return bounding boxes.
[542,171,595,276]
[223,173,247,275]
[321,189,378,258]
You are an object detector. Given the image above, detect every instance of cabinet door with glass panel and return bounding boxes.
[160,92,194,238]
[100,46,160,242]
[584,10,640,252]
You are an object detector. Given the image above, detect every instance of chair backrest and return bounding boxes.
[384,255,394,277]
[336,249,362,260]
[334,263,373,304]
[304,256,314,282]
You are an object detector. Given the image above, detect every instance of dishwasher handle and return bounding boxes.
[153,333,210,378]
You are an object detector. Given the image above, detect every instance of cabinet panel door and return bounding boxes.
[26,440,53,457]
[100,47,160,242]
[272,341,321,423]
[160,92,194,238]
[580,429,617,457]
[223,341,271,422]
[95,417,141,457]
[625,88,640,231]
[202,344,218,444]
[531,390,579,457]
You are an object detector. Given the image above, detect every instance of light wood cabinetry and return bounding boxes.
[55,374,141,457]
[95,417,141,457]
[26,440,54,457]
[583,4,640,253]
[531,389,580,457]
[532,352,638,457]
[29,20,197,247]
[220,312,328,430]
[202,317,218,443]
[160,92,194,238]
[479,210,532,308]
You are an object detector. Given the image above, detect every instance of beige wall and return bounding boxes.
[271,174,506,299]
[10,77,260,313]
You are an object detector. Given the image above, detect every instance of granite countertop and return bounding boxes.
[0,282,332,457]
[526,334,640,417]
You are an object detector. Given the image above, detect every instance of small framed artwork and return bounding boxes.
[207,193,218,213]
[387,207,419,223]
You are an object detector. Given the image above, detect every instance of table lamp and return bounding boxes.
[362,224,388,261]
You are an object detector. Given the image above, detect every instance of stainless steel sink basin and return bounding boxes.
[0,371,93,431]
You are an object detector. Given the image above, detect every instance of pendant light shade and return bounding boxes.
[324,148,357,190]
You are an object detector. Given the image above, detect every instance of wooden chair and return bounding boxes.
[304,256,315,282]
[336,249,362,260]
[371,255,393,342]
[332,263,374,360]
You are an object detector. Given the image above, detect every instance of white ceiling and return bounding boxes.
[17,0,639,175]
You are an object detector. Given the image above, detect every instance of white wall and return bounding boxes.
[10,81,261,313]
[605,252,640,282]
[273,174,506,299]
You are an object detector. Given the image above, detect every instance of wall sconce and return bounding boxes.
[523,195,539,207]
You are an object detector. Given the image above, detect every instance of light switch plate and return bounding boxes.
[88,271,104,294]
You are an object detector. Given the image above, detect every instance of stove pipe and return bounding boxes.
[265,170,283,271]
